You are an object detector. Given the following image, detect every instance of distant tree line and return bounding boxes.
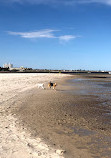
[0,67,9,71]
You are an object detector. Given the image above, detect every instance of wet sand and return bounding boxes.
[11,75,111,158]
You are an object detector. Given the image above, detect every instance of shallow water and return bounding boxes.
[68,78,111,107]
[72,126,96,136]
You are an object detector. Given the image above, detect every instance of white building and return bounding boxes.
[3,63,25,71]
[3,63,13,69]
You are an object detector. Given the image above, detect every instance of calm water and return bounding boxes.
[68,78,111,107]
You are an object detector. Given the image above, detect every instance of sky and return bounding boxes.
[0,0,111,70]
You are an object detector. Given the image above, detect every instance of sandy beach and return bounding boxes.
[0,73,71,158]
[0,73,111,158]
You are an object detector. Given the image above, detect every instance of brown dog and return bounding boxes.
[48,82,57,90]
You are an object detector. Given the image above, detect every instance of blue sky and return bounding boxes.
[0,0,111,70]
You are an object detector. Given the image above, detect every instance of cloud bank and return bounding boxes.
[8,29,78,42]
[1,0,111,6]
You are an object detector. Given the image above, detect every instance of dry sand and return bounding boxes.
[0,73,71,158]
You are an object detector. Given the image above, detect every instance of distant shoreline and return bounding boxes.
[0,71,110,74]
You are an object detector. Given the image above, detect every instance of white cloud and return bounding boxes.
[1,0,111,6]
[59,35,77,42]
[8,29,56,39]
[79,0,111,5]
[7,29,78,42]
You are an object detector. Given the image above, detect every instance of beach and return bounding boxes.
[0,73,71,158]
[0,73,111,158]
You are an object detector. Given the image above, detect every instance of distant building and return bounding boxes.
[3,63,13,69]
[9,65,25,71]
[3,63,27,71]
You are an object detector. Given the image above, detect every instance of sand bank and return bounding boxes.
[0,73,71,158]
